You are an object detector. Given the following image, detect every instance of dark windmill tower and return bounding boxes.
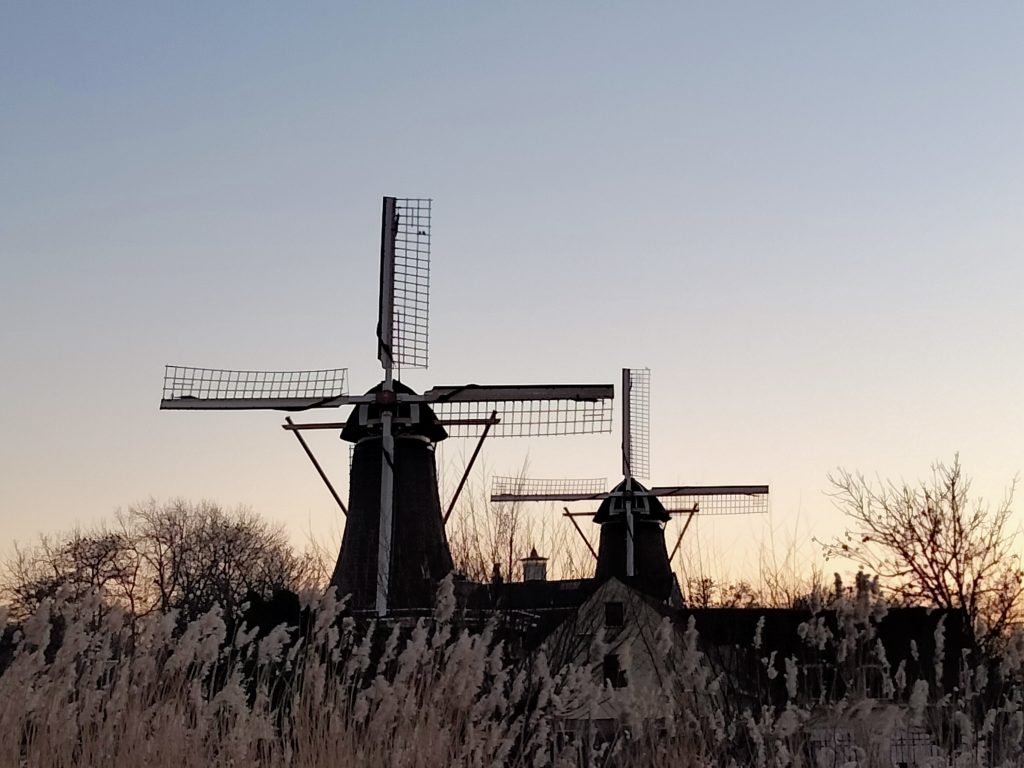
[492,368,769,602]
[160,196,614,617]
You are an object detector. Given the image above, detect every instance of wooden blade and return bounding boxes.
[161,396,362,411]
[429,384,614,437]
[490,476,608,502]
[624,368,650,481]
[378,197,432,372]
[493,491,610,502]
[650,484,769,497]
[160,365,353,411]
[425,384,613,403]
[654,485,770,517]
[376,196,397,372]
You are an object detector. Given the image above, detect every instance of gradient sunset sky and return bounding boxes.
[2,4,1022,580]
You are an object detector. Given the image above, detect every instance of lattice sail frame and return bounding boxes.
[391,198,431,370]
[162,366,348,404]
[435,397,613,438]
[492,477,608,499]
[626,368,650,480]
[659,493,769,516]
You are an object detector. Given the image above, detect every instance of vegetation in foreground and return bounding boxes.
[1,572,1024,767]
[1,456,1022,766]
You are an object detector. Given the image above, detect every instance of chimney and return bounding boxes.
[521,547,548,582]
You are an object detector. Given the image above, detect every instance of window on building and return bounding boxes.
[602,653,628,688]
[604,601,624,627]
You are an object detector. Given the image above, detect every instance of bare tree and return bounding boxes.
[757,525,828,609]
[444,459,593,584]
[681,576,765,609]
[676,528,827,609]
[824,455,1022,649]
[3,527,138,619]
[2,499,321,622]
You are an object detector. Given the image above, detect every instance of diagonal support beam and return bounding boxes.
[668,509,698,561]
[563,507,598,561]
[283,417,347,516]
[444,410,498,525]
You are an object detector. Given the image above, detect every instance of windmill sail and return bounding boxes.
[161,366,351,410]
[429,384,614,437]
[654,485,770,515]
[624,368,650,480]
[491,476,608,502]
[378,197,431,372]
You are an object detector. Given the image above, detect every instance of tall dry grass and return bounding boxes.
[2,574,1024,767]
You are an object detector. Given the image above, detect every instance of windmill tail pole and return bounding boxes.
[563,507,598,561]
[444,410,498,525]
[284,417,347,516]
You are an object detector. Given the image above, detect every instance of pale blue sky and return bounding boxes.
[2,4,1022,578]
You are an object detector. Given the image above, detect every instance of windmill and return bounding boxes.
[161,197,614,617]
[491,368,768,602]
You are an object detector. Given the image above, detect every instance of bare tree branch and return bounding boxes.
[823,455,1022,650]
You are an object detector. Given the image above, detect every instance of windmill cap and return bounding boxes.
[593,478,670,523]
[340,380,449,443]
